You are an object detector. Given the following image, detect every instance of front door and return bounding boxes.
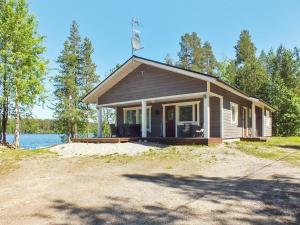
[243,108,248,137]
[165,106,176,137]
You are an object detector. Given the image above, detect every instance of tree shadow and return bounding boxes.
[277,145,300,151]
[38,196,195,225]
[123,173,300,224]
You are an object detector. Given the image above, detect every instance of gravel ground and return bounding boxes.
[0,145,299,225]
[51,142,164,157]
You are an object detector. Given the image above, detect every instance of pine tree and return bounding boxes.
[233,30,269,98]
[164,54,173,65]
[234,30,256,65]
[177,32,217,74]
[201,41,217,74]
[80,37,99,137]
[177,32,202,70]
[53,21,83,142]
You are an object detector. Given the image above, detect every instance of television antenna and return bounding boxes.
[131,17,144,55]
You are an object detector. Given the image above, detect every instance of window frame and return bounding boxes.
[230,102,239,125]
[176,102,199,125]
[123,106,151,132]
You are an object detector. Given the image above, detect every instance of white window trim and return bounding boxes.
[230,102,238,125]
[162,101,200,137]
[123,106,152,132]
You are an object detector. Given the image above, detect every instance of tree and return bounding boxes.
[0,0,46,147]
[234,30,256,65]
[216,59,236,85]
[261,46,300,135]
[177,32,217,74]
[201,41,217,74]
[53,21,83,142]
[164,54,173,65]
[80,37,99,137]
[233,30,269,98]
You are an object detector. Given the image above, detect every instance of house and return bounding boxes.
[82,56,275,144]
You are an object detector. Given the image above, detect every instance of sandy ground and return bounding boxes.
[0,145,299,225]
[51,142,164,157]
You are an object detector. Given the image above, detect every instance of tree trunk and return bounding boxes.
[2,97,8,144]
[14,98,20,148]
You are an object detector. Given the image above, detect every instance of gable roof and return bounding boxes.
[83,55,275,111]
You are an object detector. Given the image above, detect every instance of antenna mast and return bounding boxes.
[131,17,143,55]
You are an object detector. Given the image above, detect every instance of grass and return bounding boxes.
[0,147,56,175]
[78,145,214,168]
[234,137,300,165]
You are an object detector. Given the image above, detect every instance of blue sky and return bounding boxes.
[29,0,300,119]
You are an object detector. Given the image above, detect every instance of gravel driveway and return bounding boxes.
[0,145,299,225]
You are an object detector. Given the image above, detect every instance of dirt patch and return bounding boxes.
[0,145,299,225]
[50,142,165,157]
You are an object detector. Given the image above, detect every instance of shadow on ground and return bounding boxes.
[123,173,300,224]
[277,145,300,150]
[34,174,300,225]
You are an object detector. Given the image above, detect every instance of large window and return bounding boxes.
[124,107,151,131]
[177,102,198,124]
[179,105,193,122]
[230,102,238,124]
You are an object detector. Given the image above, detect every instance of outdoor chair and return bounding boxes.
[181,123,192,137]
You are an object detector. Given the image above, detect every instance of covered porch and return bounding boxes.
[96,91,224,140]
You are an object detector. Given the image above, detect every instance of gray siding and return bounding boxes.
[210,97,220,137]
[211,84,251,138]
[256,107,262,137]
[98,64,207,104]
[116,98,205,137]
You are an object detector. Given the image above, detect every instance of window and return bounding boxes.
[179,105,193,122]
[124,107,151,131]
[125,110,136,124]
[231,102,238,124]
[177,102,199,124]
[249,108,252,119]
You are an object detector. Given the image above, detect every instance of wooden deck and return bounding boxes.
[71,137,223,145]
[240,137,268,142]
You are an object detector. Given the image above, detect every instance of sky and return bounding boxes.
[29,0,300,119]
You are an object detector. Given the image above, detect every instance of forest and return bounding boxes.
[0,0,299,148]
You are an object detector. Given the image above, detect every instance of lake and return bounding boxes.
[6,134,64,150]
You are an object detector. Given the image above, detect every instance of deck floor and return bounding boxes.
[72,137,223,145]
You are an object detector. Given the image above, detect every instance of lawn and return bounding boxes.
[232,137,300,165]
[0,147,56,175]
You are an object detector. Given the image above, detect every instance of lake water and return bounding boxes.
[6,134,64,150]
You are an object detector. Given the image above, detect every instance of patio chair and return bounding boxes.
[181,123,192,137]
[194,122,204,137]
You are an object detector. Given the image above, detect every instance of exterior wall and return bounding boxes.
[264,108,272,136]
[255,106,262,136]
[98,64,207,105]
[116,98,206,137]
[210,96,220,137]
[211,83,252,138]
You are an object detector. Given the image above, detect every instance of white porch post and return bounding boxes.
[97,105,102,138]
[204,82,210,138]
[141,100,147,138]
[262,106,265,137]
[251,103,256,137]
